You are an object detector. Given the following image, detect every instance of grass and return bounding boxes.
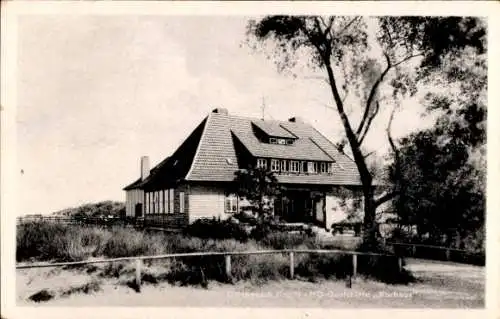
[17,221,412,292]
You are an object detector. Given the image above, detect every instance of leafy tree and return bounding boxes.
[233,167,281,219]
[388,46,486,248]
[246,16,485,249]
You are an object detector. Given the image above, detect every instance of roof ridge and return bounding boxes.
[185,114,211,181]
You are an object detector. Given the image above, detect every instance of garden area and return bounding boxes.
[17,219,415,304]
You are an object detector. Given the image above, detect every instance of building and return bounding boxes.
[123,108,364,230]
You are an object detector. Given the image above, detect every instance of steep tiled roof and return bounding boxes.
[129,110,362,188]
[185,111,362,185]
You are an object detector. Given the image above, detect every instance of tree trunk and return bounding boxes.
[323,60,379,249]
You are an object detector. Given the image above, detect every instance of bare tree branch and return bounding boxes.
[363,150,376,158]
[373,103,401,209]
[358,101,380,145]
[338,16,361,37]
[374,191,399,208]
[356,53,392,138]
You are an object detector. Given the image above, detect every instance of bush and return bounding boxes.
[258,231,315,249]
[184,218,249,242]
[295,252,351,280]
[16,221,107,262]
[101,228,165,258]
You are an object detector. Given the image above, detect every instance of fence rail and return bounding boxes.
[16,248,401,291]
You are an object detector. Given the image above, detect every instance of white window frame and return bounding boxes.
[307,161,316,173]
[320,162,327,173]
[290,160,299,173]
[169,189,174,213]
[179,192,185,214]
[277,139,286,145]
[327,162,333,174]
[225,194,239,214]
[257,158,267,169]
[271,159,280,172]
[280,159,288,172]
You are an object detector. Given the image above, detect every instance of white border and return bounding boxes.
[2,1,499,319]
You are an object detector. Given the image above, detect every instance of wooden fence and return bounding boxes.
[16,248,400,292]
[385,241,485,265]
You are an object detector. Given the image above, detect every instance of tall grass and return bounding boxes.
[17,221,412,285]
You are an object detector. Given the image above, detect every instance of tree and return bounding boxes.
[246,16,485,249]
[388,46,486,248]
[233,167,281,219]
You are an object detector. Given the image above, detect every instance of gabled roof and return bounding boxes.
[127,109,363,189]
[185,111,361,185]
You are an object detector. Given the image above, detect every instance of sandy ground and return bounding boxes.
[16,259,484,308]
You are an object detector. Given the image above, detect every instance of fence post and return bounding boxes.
[445,249,450,261]
[135,259,142,292]
[352,254,357,278]
[397,257,402,273]
[289,252,295,279]
[412,245,416,256]
[225,255,231,280]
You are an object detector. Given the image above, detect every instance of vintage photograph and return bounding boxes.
[2,2,492,313]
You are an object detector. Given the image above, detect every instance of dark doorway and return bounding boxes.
[135,203,143,217]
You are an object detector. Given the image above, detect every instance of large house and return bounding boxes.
[124,108,363,230]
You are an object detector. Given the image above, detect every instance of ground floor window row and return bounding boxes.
[144,189,184,214]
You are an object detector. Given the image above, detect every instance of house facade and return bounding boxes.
[123,108,364,230]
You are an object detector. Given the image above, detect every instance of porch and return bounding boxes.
[273,188,328,229]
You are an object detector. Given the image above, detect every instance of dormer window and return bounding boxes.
[269,137,294,145]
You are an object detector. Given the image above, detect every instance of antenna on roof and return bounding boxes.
[261,96,266,120]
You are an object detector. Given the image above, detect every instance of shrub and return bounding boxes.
[101,228,165,258]
[258,231,314,249]
[295,252,351,280]
[184,218,249,242]
[16,221,101,262]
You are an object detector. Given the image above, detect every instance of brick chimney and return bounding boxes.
[288,116,304,123]
[141,156,150,181]
[212,108,228,115]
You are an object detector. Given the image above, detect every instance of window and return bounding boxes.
[307,162,314,173]
[154,191,160,214]
[277,139,286,145]
[280,159,288,172]
[320,162,327,173]
[225,194,239,214]
[169,189,174,213]
[327,162,333,174]
[179,192,185,213]
[290,160,299,173]
[257,158,267,169]
[269,138,277,144]
[164,190,168,214]
[301,161,307,173]
[271,159,280,172]
[286,139,294,145]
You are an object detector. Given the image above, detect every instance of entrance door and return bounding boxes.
[135,203,143,217]
[313,196,325,227]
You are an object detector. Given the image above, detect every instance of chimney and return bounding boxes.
[140,156,150,181]
[212,108,228,115]
[288,116,304,123]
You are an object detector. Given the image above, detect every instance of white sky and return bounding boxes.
[16,15,433,216]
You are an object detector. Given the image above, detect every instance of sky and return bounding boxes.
[16,15,433,216]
